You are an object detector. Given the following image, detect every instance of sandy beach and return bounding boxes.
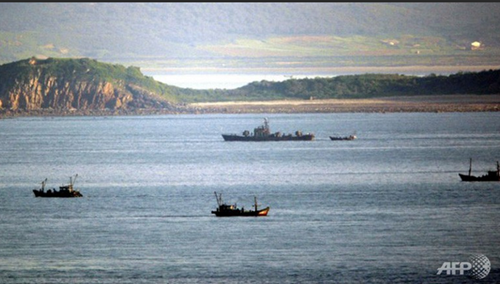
[189,94,500,113]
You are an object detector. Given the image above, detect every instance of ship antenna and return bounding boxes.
[469,158,472,176]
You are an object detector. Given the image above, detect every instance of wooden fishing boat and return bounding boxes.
[459,159,500,182]
[33,174,83,197]
[211,192,269,217]
[330,134,357,141]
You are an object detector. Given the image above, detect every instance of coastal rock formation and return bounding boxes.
[0,57,179,113]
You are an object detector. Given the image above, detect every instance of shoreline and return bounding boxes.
[1,95,500,118]
[189,94,500,114]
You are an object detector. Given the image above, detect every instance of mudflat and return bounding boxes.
[189,94,500,113]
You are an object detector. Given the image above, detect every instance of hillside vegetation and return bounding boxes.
[1,3,500,70]
[224,71,500,102]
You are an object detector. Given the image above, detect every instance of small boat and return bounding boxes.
[211,191,270,217]
[222,118,314,141]
[459,159,500,182]
[33,174,83,197]
[330,134,357,141]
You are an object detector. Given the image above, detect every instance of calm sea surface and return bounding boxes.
[1,112,499,283]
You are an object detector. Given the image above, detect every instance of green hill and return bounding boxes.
[227,71,500,101]
[1,3,500,70]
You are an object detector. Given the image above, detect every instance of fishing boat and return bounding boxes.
[222,118,314,141]
[211,191,270,217]
[459,159,500,182]
[330,134,357,141]
[32,174,83,197]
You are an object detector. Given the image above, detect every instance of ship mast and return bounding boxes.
[69,174,78,192]
[214,191,222,207]
[41,178,47,192]
[468,158,472,176]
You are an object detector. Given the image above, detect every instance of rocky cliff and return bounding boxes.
[0,57,185,114]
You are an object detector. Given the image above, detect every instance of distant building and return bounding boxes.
[381,39,399,46]
[470,41,482,50]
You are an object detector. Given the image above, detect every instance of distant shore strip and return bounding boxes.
[1,95,499,118]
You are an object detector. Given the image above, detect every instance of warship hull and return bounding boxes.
[222,134,314,141]
[221,117,314,142]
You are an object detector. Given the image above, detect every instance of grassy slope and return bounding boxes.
[1,3,500,69]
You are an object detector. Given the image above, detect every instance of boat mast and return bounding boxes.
[214,191,222,207]
[69,174,78,192]
[41,178,47,191]
[469,158,472,176]
[254,196,258,212]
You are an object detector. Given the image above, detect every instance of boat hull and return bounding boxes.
[330,134,357,141]
[330,136,355,141]
[33,189,83,197]
[459,173,500,182]
[222,134,314,141]
[212,206,270,217]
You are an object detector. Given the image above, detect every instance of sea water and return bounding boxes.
[0,112,499,283]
